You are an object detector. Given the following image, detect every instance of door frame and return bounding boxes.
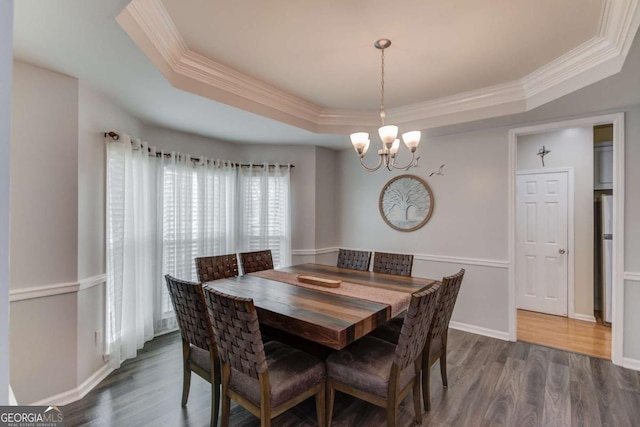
[508,113,625,365]
[516,168,575,318]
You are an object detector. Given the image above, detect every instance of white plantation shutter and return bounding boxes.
[238,163,291,268]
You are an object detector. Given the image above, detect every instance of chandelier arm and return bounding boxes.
[359,154,384,172]
[389,151,420,170]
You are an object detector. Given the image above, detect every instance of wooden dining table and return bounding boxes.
[204,263,436,350]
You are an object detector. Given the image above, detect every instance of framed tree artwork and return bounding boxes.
[379,174,434,232]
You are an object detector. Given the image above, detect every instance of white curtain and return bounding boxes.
[158,155,237,331]
[238,163,292,268]
[106,135,156,368]
[106,139,291,366]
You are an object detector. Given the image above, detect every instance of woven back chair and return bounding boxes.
[422,268,465,410]
[195,254,239,282]
[239,250,274,274]
[203,288,326,427]
[164,275,220,427]
[373,251,414,277]
[326,283,442,427]
[336,249,372,271]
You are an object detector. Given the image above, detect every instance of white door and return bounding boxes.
[516,171,569,316]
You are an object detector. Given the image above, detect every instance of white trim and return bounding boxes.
[508,112,625,365]
[622,357,640,371]
[571,313,597,323]
[292,247,338,256]
[611,113,625,365]
[292,247,509,269]
[9,282,79,302]
[412,253,508,269]
[623,272,640,282]
[515,168,575,319]
[116,0,640,134]
[449,321,511,342]
[8,274,107,302]
[30,364,113,406]
[79,274,107,291]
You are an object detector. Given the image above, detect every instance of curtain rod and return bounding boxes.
[104,132,294,168]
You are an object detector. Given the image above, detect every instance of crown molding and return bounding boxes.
[117,0,640,135]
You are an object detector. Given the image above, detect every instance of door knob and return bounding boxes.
[559,249,566,254]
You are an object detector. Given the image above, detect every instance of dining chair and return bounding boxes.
[203,287,326,427]
[164,275,220,427]
[373,251,414,276]
[195,254,239,282]
[336,249,372,271]
[326,283,442,427]
[239,250,274,274]
[369,269,466,411]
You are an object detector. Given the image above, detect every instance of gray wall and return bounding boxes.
[0,0,13,406]
[517,127,594,318]
[10,62,79,404]
[338,127,511,336]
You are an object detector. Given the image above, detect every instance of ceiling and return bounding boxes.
[12,0,640,149]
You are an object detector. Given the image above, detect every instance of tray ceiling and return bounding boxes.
[118,0,640,134]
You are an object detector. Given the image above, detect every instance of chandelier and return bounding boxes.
[350,39,421,172]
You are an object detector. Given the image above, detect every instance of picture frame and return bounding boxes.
[379,174,434,232]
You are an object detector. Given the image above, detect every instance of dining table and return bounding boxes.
[204,263,437,350]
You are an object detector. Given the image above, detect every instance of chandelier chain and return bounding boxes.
[380,47,385,125]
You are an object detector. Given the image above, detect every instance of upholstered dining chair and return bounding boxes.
[203,288,326,427]
[373,251,414,277]
[326,283,442,427]
[195,254,239,282]
[239,250,274,274]
[164,275,220,427]
[336,249,372,271]
[369,269,466,411]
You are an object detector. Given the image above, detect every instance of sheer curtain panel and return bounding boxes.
[238,163,292,268]
[106,135,156,368]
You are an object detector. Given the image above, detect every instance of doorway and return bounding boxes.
[508,114,624,364]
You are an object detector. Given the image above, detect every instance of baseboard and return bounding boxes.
[30,364,113,406]
[622,357,640,372]
[449,321,511,341]
[570,313,596,323]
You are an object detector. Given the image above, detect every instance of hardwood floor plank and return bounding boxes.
[542,361,571,427]
[568,352,602,427]
[482,357,526,426]
[61,329,640,427]
[513,346,550,427]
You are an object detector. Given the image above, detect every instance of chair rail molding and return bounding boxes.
[9,274,107,302]
[623,271,640,282]
[292,247,508,269]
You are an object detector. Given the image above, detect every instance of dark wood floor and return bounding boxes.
[62,330,640,426]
